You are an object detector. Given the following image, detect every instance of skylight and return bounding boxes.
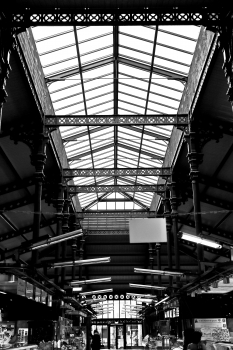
[32,24,200,229]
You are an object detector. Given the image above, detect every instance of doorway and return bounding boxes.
[109,325,125,349]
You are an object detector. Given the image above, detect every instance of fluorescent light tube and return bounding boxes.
[134,267,184,276]
[180,232,222,249]
[31,229,83,250]
[71,277,111,285]
[72,287,82,292]
[80,288,113,296]
[154,296,170,306]
[126,292,157,299]
[129,283,166,290]
[52,257,111,268]
[137,298,153,303]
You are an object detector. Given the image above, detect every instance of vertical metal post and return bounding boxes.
[55,180,65,285]
[0,18,12,131]
[71,214,79,280]
[163,189,173,287]
[169,176,180,272]
[79,237,85,280]
[61,191,70,287]
[32,129,49,266]
[149,243,154,286]
[186,130,204,273]
[156,244,161,286]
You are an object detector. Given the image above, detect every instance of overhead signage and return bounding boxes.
[17,278,26,297]
[129,218,167,243]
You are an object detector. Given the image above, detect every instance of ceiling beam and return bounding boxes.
[63,167,171,178]
[0,177,35,195]
[68,184,166,193]
[45,114,188,127]
[199,175,233,194]
[0,217,57,243]
[85,230,129,235]
[7,7,224,27]
[77,210,156,218]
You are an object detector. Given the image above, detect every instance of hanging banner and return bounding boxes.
[129,218,167,243]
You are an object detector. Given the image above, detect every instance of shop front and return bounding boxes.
[91,320,143,349]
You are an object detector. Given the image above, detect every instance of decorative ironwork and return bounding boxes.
[63,167,171,178]
[6,7,224,26]
[77,211,156,218]
[85,230,129,235]
[68,184,166,193]
[45,114,188,127]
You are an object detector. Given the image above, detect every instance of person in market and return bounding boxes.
[187,331,206,350]
[91,330,101,350]
[142,329,158,350]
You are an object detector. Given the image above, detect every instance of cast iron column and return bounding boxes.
[169,176,180,271]
[149,243,154,286]
[156,243,162,297]
[32,129,49,266]
[79,236,85,280]
[163,189,173,287]
[186,130,204,273]
[61,192,70,287]
[54,180,65,285]
[70,214,79,280]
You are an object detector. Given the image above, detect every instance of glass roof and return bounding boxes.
[32,24,200,222]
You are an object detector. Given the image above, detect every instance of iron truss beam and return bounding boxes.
[0,177,35,195]
[63,167,171,178]
[45,114,188,127]
[78,211,156,218]
[68,184,166,193]
[85,230,129,235]
[5,7,224,26]
[0,217,57,243]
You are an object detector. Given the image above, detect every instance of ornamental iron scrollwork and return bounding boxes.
[8,7,224,26]
[68,184,166,193]
[45,114,188,126]
[63,167,171,178]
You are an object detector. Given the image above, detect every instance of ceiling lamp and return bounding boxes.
[31,229,83,250]
[154,296,170,306]
[82,298,106,305]
[137,298,154,303]
[179,232,222,249]
[52,257,111,268]
[70,277,111,285]
[134,267,184,276]
[80,288,113,296]
[126,292,157,299]
[72,287,83,292]
[129,283,166,290]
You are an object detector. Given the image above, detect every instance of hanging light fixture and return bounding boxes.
[70,277,111,285]
[154,296,170,306]
[134,268,184,276]
[80,288,113,296]
[72,287,83,292]
[179,232,222,249]
[137,298,154,303]
[129,283,166,290]
[52,257,111,268]
[30,229,83,250]
[126,292,157,299]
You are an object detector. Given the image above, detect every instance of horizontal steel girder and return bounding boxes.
[6,7,224,26]
[45,114,188,127]
[68,184,166,193]
[78,211,156,218]
[63,167,171,178]
[85,230,129,235]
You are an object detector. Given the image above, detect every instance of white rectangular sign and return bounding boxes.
[129,218,167,243]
